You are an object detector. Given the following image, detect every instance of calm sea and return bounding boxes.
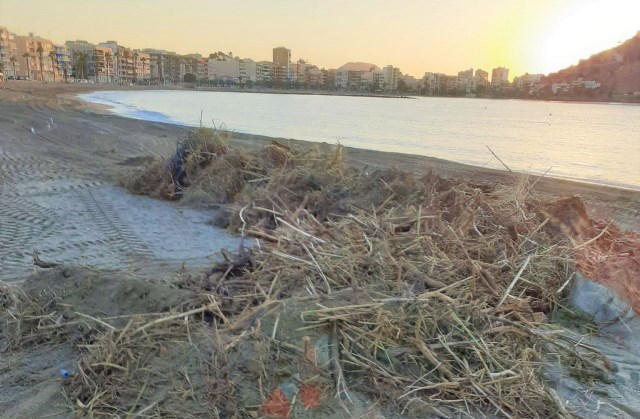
[79,90,640,190]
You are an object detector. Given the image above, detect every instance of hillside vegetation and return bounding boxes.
[545,31,640,96]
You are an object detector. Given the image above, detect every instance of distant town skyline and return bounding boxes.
[1,0,639,78]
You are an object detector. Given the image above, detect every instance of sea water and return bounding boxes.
[80,90,640,190]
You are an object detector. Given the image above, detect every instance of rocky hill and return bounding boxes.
[337,62,381,72]
[544,31,640,95]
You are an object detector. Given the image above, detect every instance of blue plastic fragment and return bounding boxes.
[60,369,69,378]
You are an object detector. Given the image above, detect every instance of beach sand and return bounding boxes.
[1,81,639,418]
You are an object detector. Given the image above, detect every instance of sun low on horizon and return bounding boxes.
[529,0,640,75]
[1,0,639,78]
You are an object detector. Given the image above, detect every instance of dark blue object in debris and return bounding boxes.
[60,369,70,378]
[169,140,188,189]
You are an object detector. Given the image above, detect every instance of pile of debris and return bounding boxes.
[5,127,638,417]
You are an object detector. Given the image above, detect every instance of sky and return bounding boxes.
[1,0,639,79]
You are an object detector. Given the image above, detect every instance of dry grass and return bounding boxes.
[126,128,617,416]
[3,127,627,417]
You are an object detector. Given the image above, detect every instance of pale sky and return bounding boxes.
[1,0,639,79]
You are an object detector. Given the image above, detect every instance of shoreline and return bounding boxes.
[4,78,639,105]
[1,82,638,230]
[76,86,640,194]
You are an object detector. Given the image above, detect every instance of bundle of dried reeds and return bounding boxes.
[16,127,623,417]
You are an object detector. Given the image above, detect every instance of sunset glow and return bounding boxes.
[1,0,639,78]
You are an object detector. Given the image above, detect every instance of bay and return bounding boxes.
[79,90,640,190]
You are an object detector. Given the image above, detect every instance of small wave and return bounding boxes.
[79,92,181,126]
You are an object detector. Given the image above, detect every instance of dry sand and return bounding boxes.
[1,81,639,418]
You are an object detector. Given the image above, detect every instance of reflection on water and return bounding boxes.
[551,274,640,418]
[79,90,640,190]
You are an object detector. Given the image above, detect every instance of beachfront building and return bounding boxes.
[196,57,209,83]
[145,49,176,85]
[360,70,385,91]
[449,68,490,95]
[256,61,273,84]
[513,73,544,94]
[133,50,151,83]
[322,69,335,90]
[491,67,509,88]
[15,33,55,81]
[0,27,20,78]
[208,51,239,84]
[53,44,72,81]
[475,69,489,83]
[97,42,121,82]
[97,42,147,84]
[334,69,348,89]
[65,40,96,81]
[207,52,257,85]
[356,69,381,91]
[291,59,322,88]
[180,54,200,82]
[238,58,257,84]
[401,74,419,92]
[93,46,114,82]
[145,49,196,85]
[572,77,601,90]
[273,46,291,83]
[458,68,473,78]
[424,73,464,95]
[383,65,400,92]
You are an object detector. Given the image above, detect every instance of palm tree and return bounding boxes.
[123,49,130,84]
[48,50,57,82]
[76,51,88,80]
[36,42,44,82]
[133,52,139,83]
[105,51,112,83]
[141,57,148,85]
[22,52,31,79]
[157,55,163,85]
[73,51,82,80]
[113,50,119,83]
[10,56,18,79]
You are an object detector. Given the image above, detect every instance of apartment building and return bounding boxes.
[458,68,473,78]
[97,42,148,84]
[65,40,95,80]
[334,69,348,89]
[291,59,324,87]
[273,46,291,82]
[383,65,400,91]
[422,73,447,95]
[15,33,55,81]
[359,70,384,91]
[491,67,509,87]
[53,44,72,81]
[271,64,286,85]
[475,69,489,82]
[133,50,151,82]
[322,69,335,90]
[240,59,257,82]
[513,73,544,93]
[196,58,209,81]
[0,27,19,78]
[256,61,273,82]
[208,51,239,81]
